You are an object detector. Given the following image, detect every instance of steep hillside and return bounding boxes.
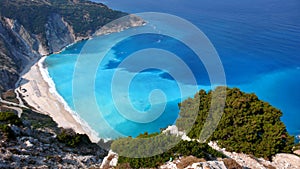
[0,107,107,168]
[0,0,143,92]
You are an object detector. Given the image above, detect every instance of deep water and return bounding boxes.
[46,0,300,140]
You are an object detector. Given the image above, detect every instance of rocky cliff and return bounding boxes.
[45,13,75,53]
[0,17,41,91]
[0,106,107,168]
[0,0,144,93]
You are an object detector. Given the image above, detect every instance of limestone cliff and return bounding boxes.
[0,0,144,93]
[45,13,75,53]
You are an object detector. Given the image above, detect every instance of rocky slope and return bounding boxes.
[0,105,107,168]
[158,125,300,169]
[0,0,144,93]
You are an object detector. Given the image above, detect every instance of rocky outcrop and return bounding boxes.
[0,17,41,91]
[0,13,79,71]
[0,69,18,92]
[0,109,107,168]
[160,156,228,169]
[45,13,75,53]
[209,141,300,169]
[95,14,146,36]
[100,150,119,169]
[158,125,300,169]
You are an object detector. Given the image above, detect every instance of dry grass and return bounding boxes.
[1,90,18,104]
[223,158,243,169]
[176,156,206,169]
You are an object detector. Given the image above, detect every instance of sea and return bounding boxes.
[44,0,300,141]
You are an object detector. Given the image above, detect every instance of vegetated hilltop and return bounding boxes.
[0,0,143,92]
[112,87,299,168]
[180,87,295,159]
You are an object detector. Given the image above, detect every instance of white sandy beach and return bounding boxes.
[17,57,99,142]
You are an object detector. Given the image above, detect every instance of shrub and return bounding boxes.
[115,139,225,168]
[0,124,14,138]
[57,128,91,147]
[21,109,58,129]
[0,112,22,126]
[184,87,295,159]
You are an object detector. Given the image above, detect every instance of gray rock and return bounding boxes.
[45,13,75,53]
[10,125,21,136]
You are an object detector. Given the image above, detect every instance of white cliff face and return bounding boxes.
[0,12,144,92]
[45,13,75,53]
[0,15,75,91]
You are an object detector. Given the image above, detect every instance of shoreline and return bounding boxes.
[17,56,100,142]
[14,15,146,143]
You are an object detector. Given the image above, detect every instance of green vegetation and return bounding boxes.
[56,1,126,36]
[57,128,91,147]
[136,132,160,138]
[0,124,13,138]
[112,133,181,158]
[0,0,126,37]
[0,111,22,138]
[116,139,225,168]
[21,109,58,129]
[113,87,295,168]
[0,111,22,126]
[184,87,295,159]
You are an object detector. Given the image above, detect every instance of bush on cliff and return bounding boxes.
[0,112,22,126]
[183,87,295,159]
[0,112,22,138]
[114,87,295,168]
[57,128,91,148]
[115,139,225,168]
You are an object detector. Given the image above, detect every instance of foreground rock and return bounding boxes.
[209,141,300,169]
[0,109,107,168]
[158,125,300,169]
[100,150,119,169]
[160,156,228,169]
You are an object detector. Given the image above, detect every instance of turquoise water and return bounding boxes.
[46,0,300,140]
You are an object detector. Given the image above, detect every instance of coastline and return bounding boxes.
[13,14,146,143]
[17,56,100,142]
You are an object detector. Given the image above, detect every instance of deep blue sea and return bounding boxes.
[45,0,300,140]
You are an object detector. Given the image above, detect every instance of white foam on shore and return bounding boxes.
[37,56,102,143]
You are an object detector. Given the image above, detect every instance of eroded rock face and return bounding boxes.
[45,13,75,53]
[0,69,18,91]
[0,14,77,92]
[0,17,42,92]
